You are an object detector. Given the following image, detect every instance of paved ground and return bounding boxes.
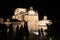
[28,33,50,40]
[28,33,40,40]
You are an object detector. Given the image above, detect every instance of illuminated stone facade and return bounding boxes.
[12,7,39,31]
[12,7,52,33]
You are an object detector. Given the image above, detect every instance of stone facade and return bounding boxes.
[12,8,39,31]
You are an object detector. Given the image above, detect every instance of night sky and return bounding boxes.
[0,0,60,20]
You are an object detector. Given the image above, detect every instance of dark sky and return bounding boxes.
[0,0,60,20]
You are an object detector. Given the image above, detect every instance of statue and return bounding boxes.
[39,15,52,36]
[42,15,52,25]
[28,6,35,15]
[35,10,38,15]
